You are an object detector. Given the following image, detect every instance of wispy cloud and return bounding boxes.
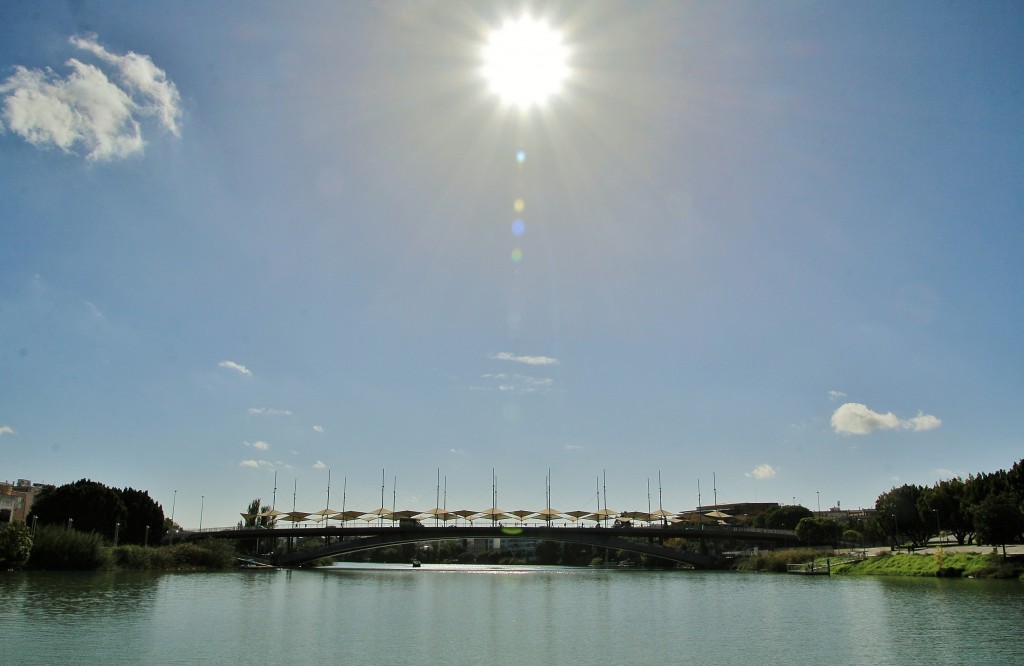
[831,403,942,436]
[218,360,251,376]
[0,425,15,437]
[490,352,559,366]
[564,444,585,451]
[828,390,847,401]
[476,372,555,394]
[745,463,777,480]
[312,425,324,433]
[244,440,269,451]
[239,459,289,470]
[248,407,293,416]
[312,460,326,470]
[0,34,181,161]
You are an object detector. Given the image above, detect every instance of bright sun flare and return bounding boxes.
[482,16,569,109]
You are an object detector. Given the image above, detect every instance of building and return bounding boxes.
[0,479,43,525]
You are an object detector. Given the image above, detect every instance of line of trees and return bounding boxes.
[875,458,1024,555]
[28,479,167,545]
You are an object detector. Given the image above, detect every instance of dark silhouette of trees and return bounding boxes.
[27,479,166,545]
[117,487,166,545]
[871,459,1023,550]
[973,493,1024,558]
[29,479,128,540]
[753,505,813,530]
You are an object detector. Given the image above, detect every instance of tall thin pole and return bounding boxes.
[697,479,703,532]
[272,471,277,511]
[602,469,608,527]
[436,468,441,526]
[171,489,177,524]
[391,476,396,514]
[326,469,331,526]
[342,477,347,526]
[199,495,204,532]
[713,472,718,508]
[380,468,385,526]
[659,470,664,526]
[292,478,297,512]
[647,478,652,516]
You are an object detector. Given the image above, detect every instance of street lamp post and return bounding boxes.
[114,521,120,547]
[145,525,150,547]
[199,495,205,532]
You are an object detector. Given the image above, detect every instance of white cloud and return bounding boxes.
[312,460,326,469]
[248,407,293,416]
[831,402,941,436]
[564,444,584,451]
[244,440,269,451]
[240,459,289,470]
[0,34,181,161]
[312,425,324,433]
[490,352,559,366]
[0,425,15,437]
[745,463,777,480]
[828,390,847,401]
[218,360,251,376]
[476,372,555,395]
[906,411,942,431]
[239,459,272,469]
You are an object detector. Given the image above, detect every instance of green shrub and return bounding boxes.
[112,545,175,569]
[27,525,110,570]
[167,539,236,569]
[735,548,822,572]
[0,522,33,570]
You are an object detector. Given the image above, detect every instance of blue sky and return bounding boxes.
[2,1,1022,528]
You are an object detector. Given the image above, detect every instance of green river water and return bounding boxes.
[2,563,1022,665]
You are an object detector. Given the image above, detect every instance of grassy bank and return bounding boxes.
[25,526,238,571]
[834,551,1024,580]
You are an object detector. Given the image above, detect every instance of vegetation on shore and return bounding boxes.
[10,525,237,571]
[833,551,1024,580]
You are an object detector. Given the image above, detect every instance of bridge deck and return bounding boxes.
[176,524,796,570]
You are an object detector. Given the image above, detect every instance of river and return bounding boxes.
[3,563,1022,664]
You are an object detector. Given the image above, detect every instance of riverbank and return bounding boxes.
[833,548,1024,579]
[736,544,1024,580]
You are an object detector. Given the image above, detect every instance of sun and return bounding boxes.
[482,16,569,109]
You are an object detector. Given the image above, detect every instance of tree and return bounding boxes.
[29,479,127,540]
[920,479,972,545]
[875,484,930,548]
[0,521,32,569]
[760,505,813,530]
[973,493,1024,558]
[795,517,839,546]
[116,487,166,545]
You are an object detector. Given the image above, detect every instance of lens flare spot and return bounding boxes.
[516,150,525,164]
[511,247,523,263]
[514,198,525,212]
[511,219,525,236]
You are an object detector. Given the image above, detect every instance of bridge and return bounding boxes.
[176,524,798,570]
